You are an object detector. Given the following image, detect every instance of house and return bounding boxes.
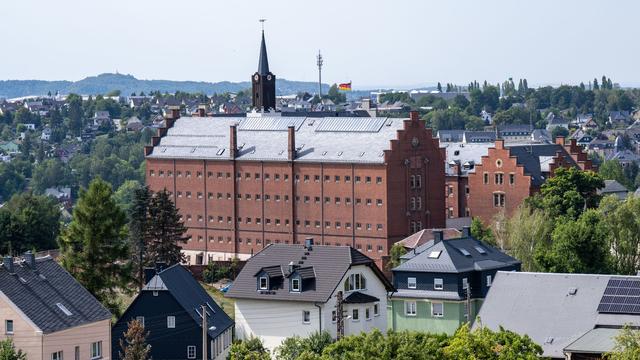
[0,140,20,155]
[437,130,464,143]
[389,228,520,335]
[93,111,111,127]
[497,124,532,142]
[463,131,496,144]
[582,118,599,131]
[476,272,640,359]
[112,264,233,360]
[396,228,462,250]
[443,143,492,218]
[0,253,112,360]
[225,239,393,352]
[598,180,628,200]
[125,116,144,132]
[605,136,640,167]
[546,113,570,132]
[574,113,593,127]
[608,111,631,127]
[41,127,52,141]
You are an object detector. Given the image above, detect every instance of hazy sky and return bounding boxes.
[2,0,639,89]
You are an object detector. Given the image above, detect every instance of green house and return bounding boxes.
[388,228,520,335]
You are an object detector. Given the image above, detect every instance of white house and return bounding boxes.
[225,239,393,352]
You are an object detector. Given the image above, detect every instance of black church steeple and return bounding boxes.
[252,27,276,111]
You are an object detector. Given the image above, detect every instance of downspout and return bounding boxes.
[314,303,322,333]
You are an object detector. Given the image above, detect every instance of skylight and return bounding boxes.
[56,303,73,316]
[474,246,487,254]
[460,249,471,256]
[428,251,442,259]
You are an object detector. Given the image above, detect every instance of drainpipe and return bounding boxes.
[314,303,322,333]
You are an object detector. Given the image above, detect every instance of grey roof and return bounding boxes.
[343,291,379,304]
[475,272,640,359]
[443,143,491,175]
[506,144,579,186]
[436,130,464,142]
[226,244,392,302]
[395,235,520,273]
[463,131,497,143]
[147,116,409,164]
[257,31,270,75]
[563,327,620,354]
[598,180,628,200]
[145,264,233,338]
[0,256,111,334]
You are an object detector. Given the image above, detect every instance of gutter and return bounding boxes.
[314,303,322,332]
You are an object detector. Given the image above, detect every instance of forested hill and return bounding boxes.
[0,73,330,98]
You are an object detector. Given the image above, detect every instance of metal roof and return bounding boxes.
[238,116,304,131]
[563,327,620,354]
[314,117,388,133]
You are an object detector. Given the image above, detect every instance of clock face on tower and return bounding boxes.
[267,74,272,81]
[254,74,260,82]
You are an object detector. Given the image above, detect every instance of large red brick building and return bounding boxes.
[444,137,594,224]
[144,111,445,265]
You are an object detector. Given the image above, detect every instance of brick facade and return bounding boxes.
[145,112,445,267]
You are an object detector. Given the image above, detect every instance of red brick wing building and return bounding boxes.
[144,112,445,266]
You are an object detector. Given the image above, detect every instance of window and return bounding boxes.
[136,316,145,327]
[365,176,371,184]
[355,176,361,183]
[405,301,417,316]
[344,273,366,291]
[75,347,79,360]
[167,316,176,328]
[374,303,380,316]
[52,351,63,360]
[5,320,13,334]
[376,176,383,184]
[432,302,444,317]
[483,172,489,184]
[291,278,301,292]
[462,278,468,290]
[187,345,196,359]
[434,278,443,290]
[259,276,268,290]
[91,341,102,359]
[486,275,492,287]
[352,309,359,321]
[416,175,422,188]
[332,310,337,323]
[365,307,371,320]
[408,277,417,289]
[495,173,504,185]
[345,175,351,182]
[493,193,505,207]
[302,310,310,324]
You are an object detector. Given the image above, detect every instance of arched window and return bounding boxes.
[344,273,367,292]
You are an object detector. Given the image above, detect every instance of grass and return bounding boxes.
[201,282,235,320]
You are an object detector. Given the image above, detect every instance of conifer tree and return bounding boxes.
[146,189,188,265]
[129,186,152,289]
[119,319,151,360]
[58,178,131,311]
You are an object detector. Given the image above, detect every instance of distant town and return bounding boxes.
[1,25,640,360]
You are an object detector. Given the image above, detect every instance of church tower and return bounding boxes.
[252,29,276,111]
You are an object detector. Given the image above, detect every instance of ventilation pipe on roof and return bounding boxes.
[197,105,206,117]
[23,251,35,269]
[432,230,444,243]
[3,256,13,273]
[229,125,238,159]
[462,226,471,238]
[288,261,295,274]
[288,125,296,161]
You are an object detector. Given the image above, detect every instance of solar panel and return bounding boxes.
[597,277,640,314]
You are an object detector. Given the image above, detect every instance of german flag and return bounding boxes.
[338,82,352,91]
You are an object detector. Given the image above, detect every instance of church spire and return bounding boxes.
[252,19,276,111]
[258,21,269,75]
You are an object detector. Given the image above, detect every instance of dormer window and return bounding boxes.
[259,277,268,290]
[291,278,300,292]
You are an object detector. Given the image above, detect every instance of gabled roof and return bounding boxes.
[226,244,393,302]
[395,234,519,273]
[0,256,111,334]
[506,144,579,186]
[343,291,379,304]
[475,272,640,359]
[144,264,233,338]
[396,228,462,249]
[599,179,628,195]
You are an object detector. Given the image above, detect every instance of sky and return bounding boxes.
[2,0,640,89]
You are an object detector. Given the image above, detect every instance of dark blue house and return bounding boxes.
[112,264,233,360]
[388,227,520,334]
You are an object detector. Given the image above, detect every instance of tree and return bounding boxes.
[118,319,151,360]
[608,325,640,360]
[325,84,346,104]
[387,243,407,270]
[228,337,271,360]
[0,193,61,254]
[67,94,83,136]
[31,159,74,194]
[146,190,187,265]
[0,163,26,201]
[504,205,553,272]
[114,180,143,216]
[599,195,640,275]
[470,217,496,247]
[275,332,333,360]
[443,323,543,360]
[535,209,611,274]
[128,185,151,289]
[599,160,630,189]
[58,178,131,312]
[551,126,569,140]
[0,338,27,360]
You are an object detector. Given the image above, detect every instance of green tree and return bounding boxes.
[387,243,407,270]
[0,163,26,201]
[607,325,640,360]
[228,337,271,360]
[275,332,333,360]
[505,205,553,272]
[600,160,630,189]
[325,84,347,104]
[0,193,61,254]
[128,185,151,289]
[599,196,640,275]
[0,338,27,360]
[551,126,569,140]
[146,190,187,265]
[58,178,131,312]
[535,209,611,273]
[470,217,496,247]
[31,159,74,194]
[443,323,542,359]
[118,319,151,360]
[114,180,143,216]
[67,94,83,136]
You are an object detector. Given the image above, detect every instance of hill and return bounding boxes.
[0,73,331,98]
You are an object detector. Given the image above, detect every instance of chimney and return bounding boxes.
[462,226,471,238]
[3,256,13,273]
[288,261,295,274]
[229,125,237,159]
[409,111,419,122]
[305,237,314,250]
[287,125,296,161]
[555,136,565,146]
[197,105,206,117]
[495,139,505,149]
[166,106,180,120]
[23,251,35,269]
[432,230,443,243]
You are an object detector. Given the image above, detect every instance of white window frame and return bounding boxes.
[136,316,145,327]
[407,277,417,289]
[352,308,359,322]
[486,275,492,287]
[431,302,444,317]
[291,278,301,292]
[462,278,468,291]
[331,310,337,323]
[167,316,175,328]
[90,341,102,359]
[405,301,417,316]
[374,303,380,317]
[365,307,371,321]
[259,276,268,290]
[187,345,196,359]
[302,310,310,324]
[5,320,13,334]
[434,278,443,290]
